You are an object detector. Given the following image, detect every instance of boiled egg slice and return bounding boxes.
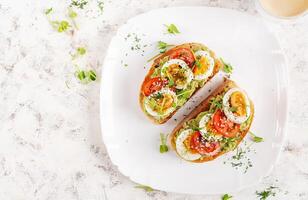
[198,113,211,135]
[161,59,193,90]
[144,88,177,118]
[222,88,251,124]
[175,129,202,161]
[193,50,215,81]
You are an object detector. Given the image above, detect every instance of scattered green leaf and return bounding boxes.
[97,0,104,13]
[164,23,180,34]
[222,194,233,200]
[70,0,88,9]
[68,8,78,29]
[75,69,97,84]
[45,8,53,15]
[51,20,71,32]
[68,9,77,18]
[221,58,233,74]
[72,47,86,59]
[77,47,86,55]
[135,184,154,192]
[88,70,97,81]
[157,41,174,53]
[159,133,169,153]
[256,186,277,200]
[249,131,264,143]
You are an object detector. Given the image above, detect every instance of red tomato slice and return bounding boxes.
[190,131,220,155]
[212,109,238,138]
[169,48,195,68]
[213,110,228,134]
[142,77,167,96]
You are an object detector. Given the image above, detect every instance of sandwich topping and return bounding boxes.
[222,88,251,124]
[161,59,193,90]
[193,50,215,81]
[174,87,252,161]
[144,88,177,117]
[141,45,218,121]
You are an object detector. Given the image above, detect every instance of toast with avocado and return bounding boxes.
[139,43,223,124]
[170,79,254,162]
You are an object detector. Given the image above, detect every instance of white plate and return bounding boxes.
[100,7,288,194]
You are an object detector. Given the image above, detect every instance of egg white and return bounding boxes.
[198,114,211,135]
[175,129,201,161]
[161,59,193,90]
[144,88,177,118]
[222,88,251,124]
[194,50,215,81]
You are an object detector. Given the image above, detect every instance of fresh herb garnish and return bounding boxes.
[256,186,277,200]
[240,115,252,131]
[229,106,237,112]
[222,194,233,200]
[177,88,193,99]
[77,47,86,55]
[209,96,223,112]
[195,59,202,69]
[221,58,233,74]
[70,0,88,9]
[221,137,238,151]
[51,20,71,32]
[135,184,154,192]
[159,133,169,153]
[224,141,255,173]
[68,8,78,29]
[168,78,174,87]
[97,1,104,13]
[157,41,167,53]
[75,69,97,83]
[72,47,86,59]
[68,8,77,18]
[157,41,174,53]
[45,8,73,33]
[154,92,163,99]
[45,8,53,15]
[249,131,264,143]
[164,23,180,34]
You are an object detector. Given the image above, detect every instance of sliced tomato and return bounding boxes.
[212,109,238,138]
[169,48,195,68]
[142,77,167,96]
[224,124,240,138]
[190,131,220,155]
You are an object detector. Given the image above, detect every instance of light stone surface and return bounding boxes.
[0,0,308,199]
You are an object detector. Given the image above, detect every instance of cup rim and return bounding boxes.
[255,0,308,22]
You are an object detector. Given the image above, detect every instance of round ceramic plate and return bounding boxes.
[100,7,288,194]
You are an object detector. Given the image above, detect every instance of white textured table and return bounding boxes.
[0,0,308,199]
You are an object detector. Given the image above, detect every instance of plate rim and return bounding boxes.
[99,6,289,194]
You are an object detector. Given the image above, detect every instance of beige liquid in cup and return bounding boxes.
[260,0,308,17]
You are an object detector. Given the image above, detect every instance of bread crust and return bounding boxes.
[139,43,222,124]
[170,79,254,163]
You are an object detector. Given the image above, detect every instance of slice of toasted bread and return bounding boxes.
[170,79,254,163]
[139,43,222,124]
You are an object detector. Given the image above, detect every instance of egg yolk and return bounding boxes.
[166,64,187,86]
[183,134,198,153]
[193,56,210,75]
[155,93,174,111]
[230,92,247,116]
